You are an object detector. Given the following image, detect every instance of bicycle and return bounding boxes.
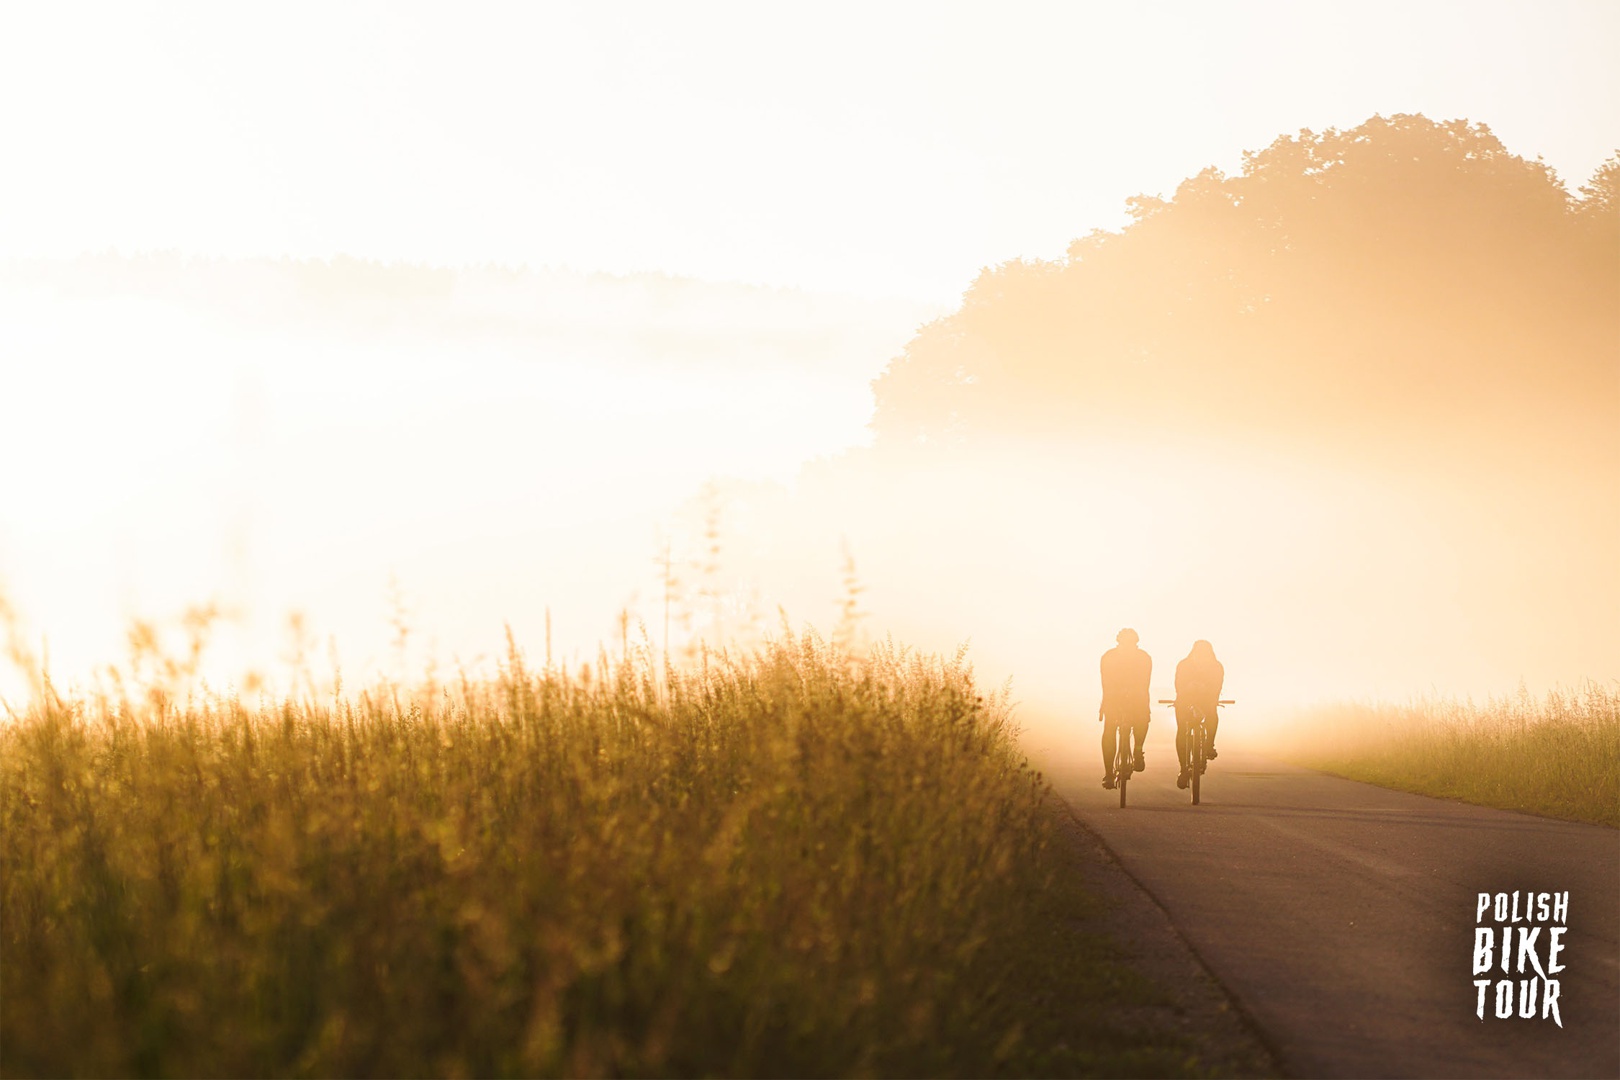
[1101,707,1142,808]
[1156,698,1234,805]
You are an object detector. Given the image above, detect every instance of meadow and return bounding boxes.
[1275,684,1620,828]
[0,632,1198,1078]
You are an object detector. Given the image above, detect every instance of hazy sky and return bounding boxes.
[1,2,1615,707]
[2,1,1616,302]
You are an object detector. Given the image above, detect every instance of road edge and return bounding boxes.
[1051,793,1292,1078]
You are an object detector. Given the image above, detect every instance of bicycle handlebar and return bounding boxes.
[1156,699,1236,705]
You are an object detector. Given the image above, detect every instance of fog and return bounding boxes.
[3,119,1616,746]
[0,259,933,699]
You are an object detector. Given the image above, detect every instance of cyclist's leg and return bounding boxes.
[1101,715,1118,783]
[1206,705,1220,755]
[1132,716,1149,771]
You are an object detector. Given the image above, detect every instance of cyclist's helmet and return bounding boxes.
[1116,628,1140,646]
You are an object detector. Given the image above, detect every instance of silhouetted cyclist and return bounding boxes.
[1099,628,1152,789]
[1175,640,1225,789]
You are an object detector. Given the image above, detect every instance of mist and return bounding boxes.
[2,118,1615,745]
[0,256,933,698]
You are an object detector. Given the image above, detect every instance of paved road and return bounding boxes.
[1039,723,1620,1079]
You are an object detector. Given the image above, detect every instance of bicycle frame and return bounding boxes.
[1156,698,1234,806]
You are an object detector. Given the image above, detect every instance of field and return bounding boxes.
[1,633,1204,1078]
[1275,684,1620,828]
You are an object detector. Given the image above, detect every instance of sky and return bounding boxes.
[1,1,1616,302]
[0,1,1615,709]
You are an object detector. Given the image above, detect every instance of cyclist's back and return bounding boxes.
[1102,643,1152,718]
[1174,643,1224,711]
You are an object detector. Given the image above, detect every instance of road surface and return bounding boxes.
[1039,722,1620,1079]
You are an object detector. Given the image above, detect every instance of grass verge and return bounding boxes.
[1274,683,1618,828]
[2,633,1204,1077]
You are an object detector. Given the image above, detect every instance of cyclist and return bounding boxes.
[1174,640,1225,789]
[1099,628,1152,789]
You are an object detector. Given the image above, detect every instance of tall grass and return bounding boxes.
[1,633,1181,1077]
[1276,684,1619,828]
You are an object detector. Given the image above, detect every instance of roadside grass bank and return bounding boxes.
[2,633,1207,1078]
[1274,684,1619,828]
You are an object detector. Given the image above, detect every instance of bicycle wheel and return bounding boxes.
[1190,715,1203,806]
[1116,738,1130,808]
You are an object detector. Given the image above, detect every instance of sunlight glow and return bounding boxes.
[1,3,1615,719]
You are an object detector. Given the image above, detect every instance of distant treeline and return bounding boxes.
[871,115,1618,456]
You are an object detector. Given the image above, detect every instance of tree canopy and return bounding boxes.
[871,115,1618,457]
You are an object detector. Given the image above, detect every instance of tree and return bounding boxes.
[870,116,1618,459]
